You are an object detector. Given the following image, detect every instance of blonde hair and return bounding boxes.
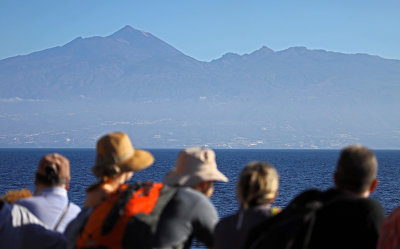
[237,161,279,209]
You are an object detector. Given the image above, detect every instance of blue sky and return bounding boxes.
[1,1,399,62]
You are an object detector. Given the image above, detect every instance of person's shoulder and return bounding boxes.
[327,189,384,210]
[381,206,400,230]
[218,212,238,225]
[320,191,385,222]
[69,202,82,213]
[389,206,400,218]
[288,188,325,207]
[10,203,45,227]
[358,197,385,216]
[16,192,54,208]
[15,196,36,206]
[176,187,210,202]
[215,213,237,236]
[173,187,217,216]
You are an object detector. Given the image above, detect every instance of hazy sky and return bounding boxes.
[1,1,399,62]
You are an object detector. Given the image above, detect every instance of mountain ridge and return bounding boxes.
[0,26,399,149]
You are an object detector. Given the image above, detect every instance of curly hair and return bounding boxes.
[1,189,32,203]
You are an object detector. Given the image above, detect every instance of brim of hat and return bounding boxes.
[119,149,154,172]
[164,169,228,187]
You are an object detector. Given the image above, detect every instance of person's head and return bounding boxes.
[35,153,70,190]
[164,147,228,197]
[92,131,154,184]
[237,161,279,209]
[334,144,378,197]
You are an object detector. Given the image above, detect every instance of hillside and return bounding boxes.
[1,26,399,149]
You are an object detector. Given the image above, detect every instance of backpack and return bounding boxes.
[77,182,177,249]
[243,190,325,249]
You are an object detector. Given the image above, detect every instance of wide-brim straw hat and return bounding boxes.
[164,147,228,187]
[93,132,154,178]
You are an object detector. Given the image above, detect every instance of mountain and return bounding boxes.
[0,25,399,149]
[0,25,202,101]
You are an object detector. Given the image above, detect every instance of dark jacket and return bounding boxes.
[298,188,385,249]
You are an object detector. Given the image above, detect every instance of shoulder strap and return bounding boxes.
[53,201,70,231]
[101,183,143,235]
[133,184,178,233]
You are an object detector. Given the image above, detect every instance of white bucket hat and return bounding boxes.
[164,147,228,187]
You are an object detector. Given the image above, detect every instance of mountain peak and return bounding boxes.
[250,46,275,56]
[276,46,311,56]
[109,25,154,42]
[121,25,136,31]
[259,46,275,53]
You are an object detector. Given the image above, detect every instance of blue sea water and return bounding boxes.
[0,148,399,248]
[1,148,399,217]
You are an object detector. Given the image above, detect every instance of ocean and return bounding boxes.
[0,149,399,247]
[1,148,399,216]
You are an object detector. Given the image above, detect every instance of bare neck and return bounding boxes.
[338,187,370,198]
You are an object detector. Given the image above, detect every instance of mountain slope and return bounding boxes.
[0,26,399,149]
[0,25,202,100]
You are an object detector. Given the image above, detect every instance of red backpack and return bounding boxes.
[77,182,177,249]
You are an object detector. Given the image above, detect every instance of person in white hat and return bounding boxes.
[153,147,229,249]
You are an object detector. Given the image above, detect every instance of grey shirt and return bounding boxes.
[153,187,219,249]
[65,186,218,249]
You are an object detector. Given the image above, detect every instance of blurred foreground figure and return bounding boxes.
[84,132,154,208]
[215,161,281,249]
[377,206,400,249]
[68,136,228,249]
[245,144,385,249]
[65,131,154,249]
[0,198,67,249]
[306,145,385,249]
[17,153,81,232]
[155,147,229,249]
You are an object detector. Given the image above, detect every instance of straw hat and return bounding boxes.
[164,147,228,187]
[92,132,154,178]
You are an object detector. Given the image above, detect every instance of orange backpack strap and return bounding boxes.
[77,182,177,249]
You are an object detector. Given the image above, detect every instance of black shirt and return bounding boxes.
[295,188,385,249]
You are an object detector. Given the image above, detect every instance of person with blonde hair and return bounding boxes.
[214,161,280,249]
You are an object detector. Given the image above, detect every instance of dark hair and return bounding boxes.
[35,165,66,186]
[335,145,378,194]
